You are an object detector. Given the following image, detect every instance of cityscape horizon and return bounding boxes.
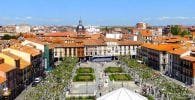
[0,0,195,100]
[0,0,195,26]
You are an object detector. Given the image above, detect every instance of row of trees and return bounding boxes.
[171,25,191,37]
[25,57,78,100]
[1,34,17,40]
[119,56,191,99]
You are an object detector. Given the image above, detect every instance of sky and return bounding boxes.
[0,0,195,26]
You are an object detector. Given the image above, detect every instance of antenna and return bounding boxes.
[79,17,82,25]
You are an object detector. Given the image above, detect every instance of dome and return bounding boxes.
[76,20,85,32]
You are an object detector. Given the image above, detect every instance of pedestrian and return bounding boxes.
[100,92,102,96]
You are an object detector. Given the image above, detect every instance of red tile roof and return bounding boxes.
[0,63,16,73]
[168,47,189,55]
[0,76,6,84]
[44,32,72,37]
[10,44,41,56]
[140,30,152,37]
[84,39,105,46]
[1,51,20,60]
[44,32,76,37]
[181,56,195,62]
[142,43,181,52]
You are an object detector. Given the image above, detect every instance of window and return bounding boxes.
[64,48,67,56]
[133,46,135,50]
[112,47,114,51]
[59,51,62,58]
[73,48,76,56]
[163,59,166,63]
[69,48,71,56]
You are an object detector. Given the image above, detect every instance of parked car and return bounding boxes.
[32,77,42,87]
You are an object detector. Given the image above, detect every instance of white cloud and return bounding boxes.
[158,16,171,20]
[142,17,151,21]
[175,16,190,19]
[26,16,32,19]
[15,16,32,20]
[157,16,195,20]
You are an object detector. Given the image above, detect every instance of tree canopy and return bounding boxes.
[171,25,190,37]
[2,34,16,40]
[171,25,181,35]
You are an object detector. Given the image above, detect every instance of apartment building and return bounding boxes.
[169,48,195,85]
[0,51,33,97]
[22,38,54,71]
[137,43,181,73]
[3,44,43,78]
[0,53,18,99]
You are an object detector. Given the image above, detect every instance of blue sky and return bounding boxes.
[0,0,195,26]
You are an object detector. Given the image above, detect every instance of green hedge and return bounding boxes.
[76,67,94,73]
[109,74,132,81]
[73,74,95,82]
[104,67,123,73]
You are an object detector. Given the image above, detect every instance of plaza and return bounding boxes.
[15,57,195,100]
[66,61,142,99]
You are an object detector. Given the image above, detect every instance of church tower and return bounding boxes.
[76,20,85,36]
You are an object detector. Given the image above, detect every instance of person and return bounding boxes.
[99,92,102,96]
[98,84,101,89]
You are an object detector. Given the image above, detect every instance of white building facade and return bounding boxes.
[16,24,31,33]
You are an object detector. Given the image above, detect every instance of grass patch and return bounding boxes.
[104,67,123,73]
[109,74,132,81]
[66,96,95,100]
[73,74,95,82]
[77,67,94,73]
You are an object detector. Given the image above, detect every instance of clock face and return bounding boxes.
[79,26,83,29]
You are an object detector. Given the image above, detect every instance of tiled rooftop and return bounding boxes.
[181,56,195,62]
[0,63,15,73]
[0,76,6,84]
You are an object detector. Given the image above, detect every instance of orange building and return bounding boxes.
[138,43,181,72]
[169,47,195,85]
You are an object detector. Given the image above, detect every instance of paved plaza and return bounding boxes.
[15,60,195,100]
[67,61,141,98]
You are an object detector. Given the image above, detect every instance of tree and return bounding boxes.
[2,34,12,40]
[181,30,190,37]
[171,25,181,35]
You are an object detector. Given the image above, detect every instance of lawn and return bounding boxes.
[109,74,132,81]
[66,96,95,100]
[104,67,123,73]
[76,67,94,73]
[73,74,95,82]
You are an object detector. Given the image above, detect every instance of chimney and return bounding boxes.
[0,57,4,64]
